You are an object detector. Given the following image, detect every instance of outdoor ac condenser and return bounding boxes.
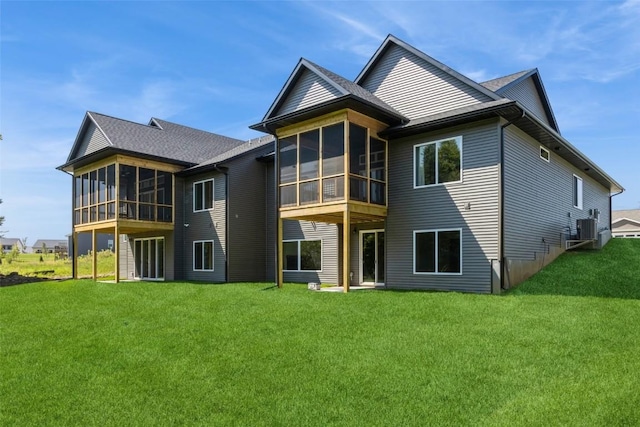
[576,218,597,240]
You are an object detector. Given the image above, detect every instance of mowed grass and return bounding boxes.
[1,240,640,426]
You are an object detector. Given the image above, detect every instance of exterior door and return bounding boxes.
[360,230,384,285]
[134,237,165,280]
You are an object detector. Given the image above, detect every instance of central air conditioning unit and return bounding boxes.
[576,218,597,240]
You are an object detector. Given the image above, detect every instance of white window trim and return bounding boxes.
[134,237,165,281]
[413,136,463,189]
[413,228,463,276]
[193,240,214,272]
[193,178,214,212]
[282,239,323,272]
[540,146,550,162]
[573,174,583,210]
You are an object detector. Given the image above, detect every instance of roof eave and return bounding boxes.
[250,95,406,135]
[57,147,194,173]
[381,101,521,138]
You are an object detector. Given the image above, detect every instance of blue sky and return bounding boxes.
[1,0,638,242]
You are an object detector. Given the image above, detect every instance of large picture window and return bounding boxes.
[414,229,461,274]
[414,136,462,188]
[573,175,583,209]
[283,240,322,271]
[193,240,214,271]
[194,179,214,212]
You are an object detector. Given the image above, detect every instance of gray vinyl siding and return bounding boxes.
[385,119,500,293]
[503,125,610,260]
[283,220,339,284]
[275,69,342,117]
[173,176,185,280]
[182,172,227,282]
[265,162,276,282]
[119,235,134,280]
[500,77,551,128]
[227,147,273,282]
[359,44,493,120]
[75,123,110,159]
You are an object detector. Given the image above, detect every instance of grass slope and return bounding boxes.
[1,239,639,426]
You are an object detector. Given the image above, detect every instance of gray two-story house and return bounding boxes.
[59,35,622,293]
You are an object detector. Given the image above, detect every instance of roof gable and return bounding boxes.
[274,66,343,117]
[612,209,640,224]
[612,218,640,231]
[355,35,499,119]
[482,69,560,133]
[260,58,405,127]
[62,112,248,170]
[66,113,112,162]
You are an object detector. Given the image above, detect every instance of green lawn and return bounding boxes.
[1,239,639,426]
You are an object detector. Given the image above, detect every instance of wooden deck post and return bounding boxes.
[114,225,120,283]
[72,231,78,280]
[277,216,283,288]
[92,229,97,281]
[343,207,350,293]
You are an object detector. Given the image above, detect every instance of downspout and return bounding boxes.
[273,135,280,287]
[610,189,624,235]
[499,109,525,291]
[213,165,229,283]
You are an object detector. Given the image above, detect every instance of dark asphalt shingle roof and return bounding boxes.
[192,135,275,170]
[480,70,533,92]
[89,112,246,165]
[303,59,406,120]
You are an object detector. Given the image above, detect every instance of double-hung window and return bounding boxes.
[283,240,322,271]
[193,240,214,271]
[414,136,462,188]
[193,179,214,212]
[414,229,462,274]
[573,175,583,209]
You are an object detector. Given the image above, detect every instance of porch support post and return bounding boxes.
[343,207,350,293]
[72,231,78,280]
[277,215,283,288]
[92,229,97,281]
[114,225,120,283]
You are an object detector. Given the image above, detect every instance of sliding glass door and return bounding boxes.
[135,237,165,280]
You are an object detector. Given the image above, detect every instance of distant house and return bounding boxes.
[58,34,623,293]
[32,239,68,254]
[612,210,640,238]
[0,238,25,254]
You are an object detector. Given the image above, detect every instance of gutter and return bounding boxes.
[212,165,230,283]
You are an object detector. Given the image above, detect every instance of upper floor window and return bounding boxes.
[540,146,550,162]
[194,179,214,212]
[414,136,462,188]
[573,175,583,209]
